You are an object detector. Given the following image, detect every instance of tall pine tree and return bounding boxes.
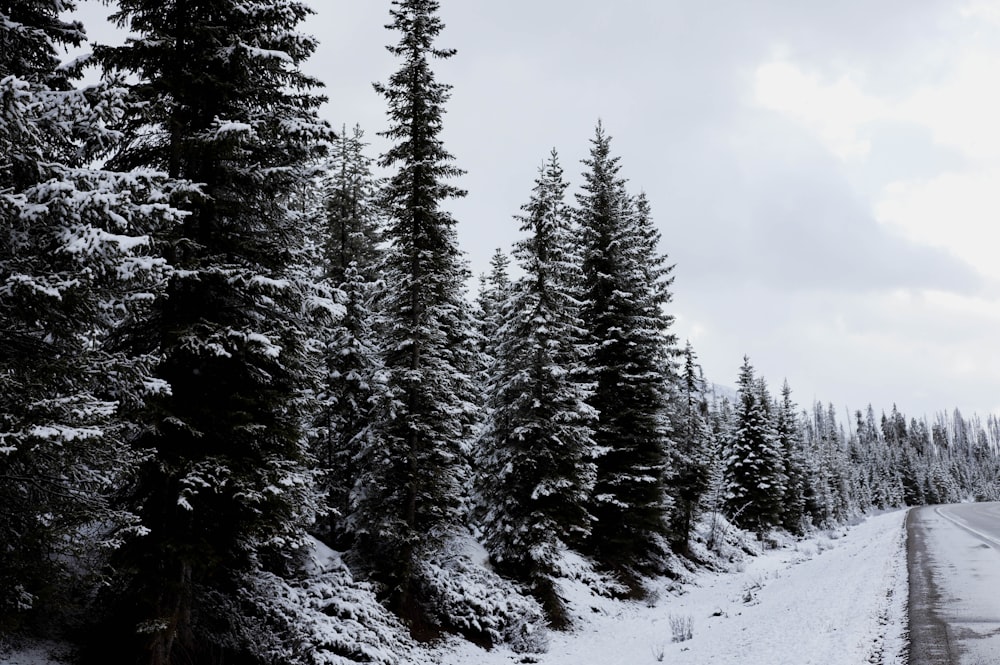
[575,123,676,587]
[725,358,785,534]
[776,381,808,534]
[668,341,713,551]
[475,248,511,366]
[311,125,385,549]
[355,0,479,625]
[320,125,384,285]
[479,151,596,626]
[92,1,333,662]
[0,1,184,633]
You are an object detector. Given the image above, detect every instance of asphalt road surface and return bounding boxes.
[908,503,1000,665]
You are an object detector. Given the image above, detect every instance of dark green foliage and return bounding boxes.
[475,248,511,367]
[354,0,479,625]
[91,1,332,662]
[775,382,808,535]
[479,151,596,626]
[668,341,714,551]
[0,0,82,188]
[321,125,384,286]
[575,123,676,585]
[0,1,183,635]
[310,125,384,549]
[0,0,83,81]
[725,358,786,534]
[472,249,512,419]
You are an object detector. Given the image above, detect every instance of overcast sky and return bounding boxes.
[73,0,1000,419]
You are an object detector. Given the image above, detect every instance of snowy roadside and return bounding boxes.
[434,510,909,665]
[2,512,909,665]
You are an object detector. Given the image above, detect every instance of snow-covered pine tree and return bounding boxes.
[816,402,853,519]
[775,381,808,534]
[0,1,185,633]
[668,341,713,551]
[475,248,511,370]
[355,0,480,626]
[575,123,676,587]
[703,393,733,551]
[725,358,785,535]
[311,125,385,549]
[471,248,512,480]
[855,405,896,510]
[91,1,334,662]
[479,150,596,626]
[321,125,384,286]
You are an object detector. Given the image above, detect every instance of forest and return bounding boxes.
[2,1,999,664]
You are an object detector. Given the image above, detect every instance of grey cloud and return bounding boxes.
[645,110,983,295]
[70,0,1000,414]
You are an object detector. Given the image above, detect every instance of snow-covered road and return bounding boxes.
[438,510,909,665]
[908,502,1000,665]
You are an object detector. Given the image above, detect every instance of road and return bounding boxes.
[908,503,1000,665]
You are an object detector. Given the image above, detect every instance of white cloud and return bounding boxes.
[896,51,1000,163]
[752,5,1000,290]
[876,171,1000,281]
[753,60,886,160]
[960,0,1000,23]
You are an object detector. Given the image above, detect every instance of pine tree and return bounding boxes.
[92,1,333,662]
[469,248,509,528]
[355,0,479,624]
[479,151,596,625]
[472,248,512,412]
[725,358,785,534]
[669,341,713,551]
[311,125,385,548]
[0,1,184,633]
[575,122,676,585]
[775,381,808,534]
[321,125,384,285]
[703,394,733,552]
[476,248,511,363]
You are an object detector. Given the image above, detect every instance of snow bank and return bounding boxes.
[435,510,908,665]
[0,514,908,665]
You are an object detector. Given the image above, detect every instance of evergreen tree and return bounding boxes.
[668,341,713,551]
[775,381,807,534]
[476,248,511,362]
[725,358,785,534]
[473,248,512,406]
[92,1,333,662]
[803,402,851,523]
[0,1,184,633]
[575,123,676,585]
[321,124,384,285]
[479,151,596,625]
[311,125,385,548]
[702,393,733,552]
[355,0,479,624]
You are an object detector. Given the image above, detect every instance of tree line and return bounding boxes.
[2,1,998,663]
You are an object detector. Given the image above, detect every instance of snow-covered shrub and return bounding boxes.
[549,548,629,599]
[668,614,693,642]
[417,533,548,653]
[740,575,768,605]
[690,512,751,570]
[229,544,416,665]
[794,542,817,561]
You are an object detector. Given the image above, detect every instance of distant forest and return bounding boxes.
[3,1,998,664]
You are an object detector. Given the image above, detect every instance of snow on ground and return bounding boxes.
[434,510,909,665]
[0,642,74,665]
[1,512,909,665]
